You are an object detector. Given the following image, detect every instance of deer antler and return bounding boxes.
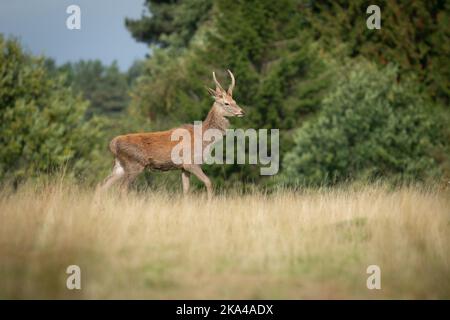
[212,71,224,92]
[227,69,235,95]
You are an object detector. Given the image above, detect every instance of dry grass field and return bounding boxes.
[0,181,449,299]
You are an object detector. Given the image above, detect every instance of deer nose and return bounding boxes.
[237,109,245,117]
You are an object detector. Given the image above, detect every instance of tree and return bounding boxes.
[0,36,107,184]
[58,60,130,117]
[125,0,212,48]
[304,0,450,104]
[283,61,447,186]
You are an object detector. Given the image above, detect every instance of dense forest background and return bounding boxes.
[1,0,449,190]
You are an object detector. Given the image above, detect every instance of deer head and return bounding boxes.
[207,70,245,117]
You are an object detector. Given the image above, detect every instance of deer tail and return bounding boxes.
[109,137,120,156]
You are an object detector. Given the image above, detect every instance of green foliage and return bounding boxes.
[304,0,450,104]
[283,62,447,186]
[128,47,213,125]
[128,0,331,186]
[0,36,107,184]
[58,60,130,117]
[125,0,212,48]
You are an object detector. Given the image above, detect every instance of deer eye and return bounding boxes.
[224,102,230,105]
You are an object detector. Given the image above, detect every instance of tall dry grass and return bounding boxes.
[0,180,449,299]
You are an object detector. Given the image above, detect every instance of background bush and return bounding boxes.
[283,61,446,186]
[0,36,108,184]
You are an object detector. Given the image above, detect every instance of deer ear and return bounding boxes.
[206,87,216,97]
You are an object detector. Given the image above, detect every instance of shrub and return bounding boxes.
[0,36,107,184]
[283,62,447,186]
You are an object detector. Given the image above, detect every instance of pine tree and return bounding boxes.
[304,0,450,104]
[125,0,212,48]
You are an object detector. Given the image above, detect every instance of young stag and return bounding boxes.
[99,70,245,198]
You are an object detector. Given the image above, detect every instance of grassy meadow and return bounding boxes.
[0,181,449,299]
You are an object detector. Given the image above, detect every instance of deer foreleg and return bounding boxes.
[184,165,212,199]
[181,170,191,195]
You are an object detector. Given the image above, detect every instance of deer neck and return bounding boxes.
[202,103,229,134]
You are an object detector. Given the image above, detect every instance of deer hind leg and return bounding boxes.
[181,169,191,195]
[99,158,125,192]
[119,161,144,193]
[183,165,212,199]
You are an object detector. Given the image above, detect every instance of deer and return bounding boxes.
[98,70,245,199]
